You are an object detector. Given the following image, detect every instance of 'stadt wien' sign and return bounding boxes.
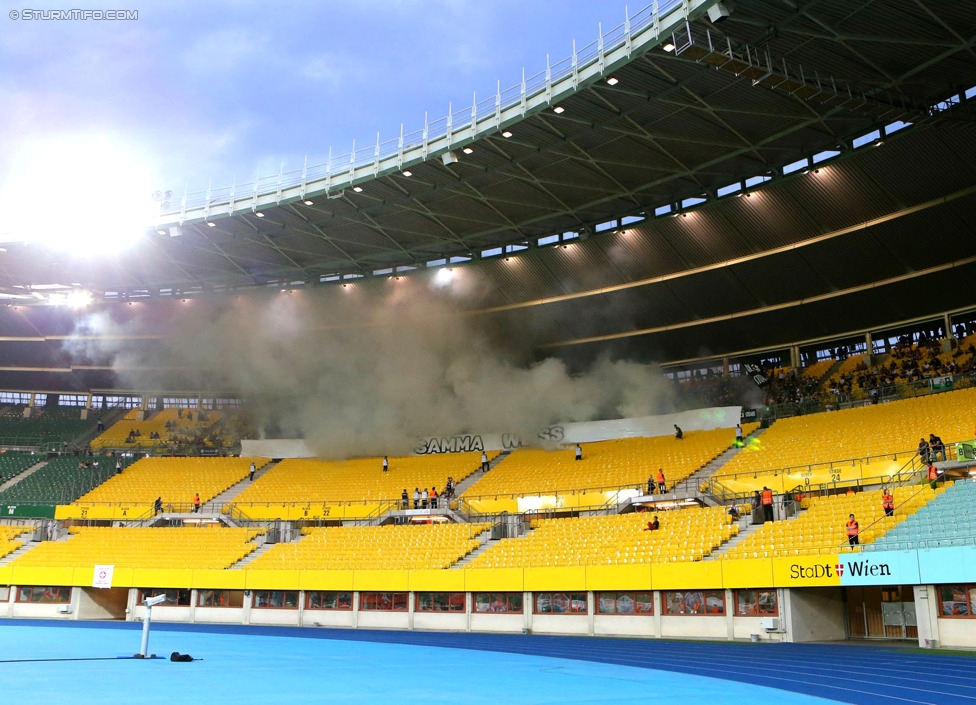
[790,558,892,580]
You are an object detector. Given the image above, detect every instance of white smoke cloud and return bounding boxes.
[69,283,679,458]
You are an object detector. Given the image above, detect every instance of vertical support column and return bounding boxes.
[587,591,595,636]
[790,345,801,370]
[352,591,360,629]
[653,590,662,638]
[944,312,953,339]
[524,590,532,634]
[722,356,730,379]
[408,591,415,631]
[865,332,873,366]
[725,588,735,640]
[243,591,251,625]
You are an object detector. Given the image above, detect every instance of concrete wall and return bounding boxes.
[661,615,726,639]
[593,615,655,637]
[469,613,525,634]
[785,587,846,642]
[530,614,589,635]
[357,610,410,630]
[249,608,300,626]
[413,612,467,632]
[194,607,246,624]
[77,588,128,620]
[302,609,356,628]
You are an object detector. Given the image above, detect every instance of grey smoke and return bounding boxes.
[69,281,679,457]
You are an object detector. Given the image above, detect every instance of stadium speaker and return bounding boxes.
[707,1,731,22]
[441,151,459,166]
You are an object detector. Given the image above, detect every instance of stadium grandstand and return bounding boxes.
[2,3,976,689]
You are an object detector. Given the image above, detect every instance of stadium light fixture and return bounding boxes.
[353,186,363,193]
[303,199,314,205]
[157,229,166,235]
[255,212,265,218]
[501,130,513,138]
[462,147,474,155]
[206,221,216,227]
[606,77,619,86]
[553,106,565,114]
[402,170,413,177]
[663,42,676,52]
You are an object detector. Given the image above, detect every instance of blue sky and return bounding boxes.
[0,0,637,200]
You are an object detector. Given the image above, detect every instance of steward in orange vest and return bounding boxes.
[882,490,894,517]
[846,514,860,546]
[761,487,774,523]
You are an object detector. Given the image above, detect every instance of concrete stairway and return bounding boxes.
[685,427,769,504]
[230,541,275,570]
[0,538,41,565]
[201,459,279,512]
[454,449,511,496]
[705,519,763,560]
[452,527,505,568]
[0,460,46,493]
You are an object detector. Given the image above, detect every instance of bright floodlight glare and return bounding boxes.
[433,267,455,287]
[462,147,474,155]
[663,42,676,52]
[606,77,619,86]
[352,186,363,192]
[0,134,155,256]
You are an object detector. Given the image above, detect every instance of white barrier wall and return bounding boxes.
[242,405,743,459]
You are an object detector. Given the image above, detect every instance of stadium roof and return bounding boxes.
[1,0,975,372]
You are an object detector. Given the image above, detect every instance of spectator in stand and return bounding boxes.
[728,503,740,520]
[154,497,163,515]
[249,462,256,481]
[646,475,655,496]
[674,425,683,440]
[421,488,429,509]
[918,438,930,464]
[429,487,438,509]
[655,468,666,494]
[929,433,946,462]
[413,488,420,509]
[928,463,940,490]
[644,516,660,531]
[735,424,743,447]
[382,456,389,472]
[445,476,455,498]
[575,444,582,461]
[752,490,762,514]
[401,489,408,510]
[846,514,860,546]
[193,493,201,513]
[481,451,489,473]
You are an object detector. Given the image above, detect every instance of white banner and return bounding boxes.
[92,564,114,589]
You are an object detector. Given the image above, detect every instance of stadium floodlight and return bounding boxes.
[352,186,363,192]
[501,130,513,138]
[255,212,265,218]
[553,106,565,114]
[206,221,216,227]
[402,170,413,177]
[663,42,676,52]
[303,199,314,205]
[462,147,474,155]
[606,77,619,86]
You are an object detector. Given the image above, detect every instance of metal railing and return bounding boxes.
[155,0,697,221]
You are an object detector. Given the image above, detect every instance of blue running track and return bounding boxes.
[0,620,973,705]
